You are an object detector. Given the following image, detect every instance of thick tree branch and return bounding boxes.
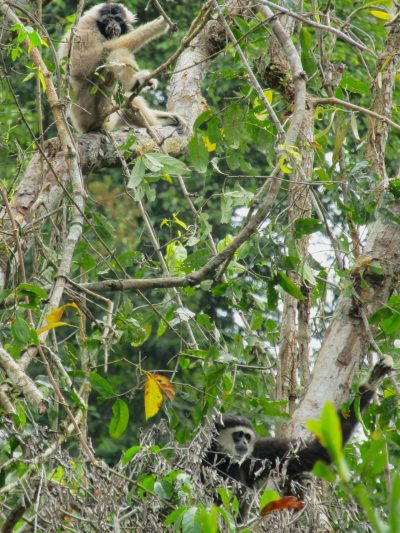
[291,200,400,438]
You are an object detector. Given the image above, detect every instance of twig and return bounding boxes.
[314,96,400,132]
[258,0,375,55]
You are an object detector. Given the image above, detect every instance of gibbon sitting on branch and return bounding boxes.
[203,357,394,520]
[58,2,184,133]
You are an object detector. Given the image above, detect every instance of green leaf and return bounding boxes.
[389,471,400,533]
[389,179,400,198]
[312,460,336,482]
[89,372,115,398]
[164,507,186,527]
[11,317,32,345]
[122,445,143,465]
[276,272,304,300]
[354,486,386,533]
[143,153,164,172]
[260,489,280,511]
[188,134,209,173]
[148,153,189,175]
[293,218,324,239]
[339,74,370,95]
[181,507,201,533]
[109,399,129,439]
[308,401,350,482]
[381,313,400,335]
[17,283,47,300]
[223,103,243,148]
[128,157,146,188]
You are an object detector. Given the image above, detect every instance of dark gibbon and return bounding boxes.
[203,357,393,519]
[58,3,184,133]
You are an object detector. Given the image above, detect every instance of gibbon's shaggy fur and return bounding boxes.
[203,357,393,519]
[58,3,184,133]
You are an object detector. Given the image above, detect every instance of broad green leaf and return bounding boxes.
[339,74,370,95]
[143,153,163,172]
[128,157,146,188]
[223,103,243,149]
[312,460,336,482]
[11,317,32,345]
[354,486,387,533]
[276,272,304,300]
[260,489,280,512]
[293,218,323,239]
[188,134,209,173]
[109,399,129,439]
[181,507,201,533]
[89,372,115,398]
[122,445,143,465]
[389,471,400,532]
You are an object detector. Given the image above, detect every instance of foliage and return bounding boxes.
[0,0,399,531]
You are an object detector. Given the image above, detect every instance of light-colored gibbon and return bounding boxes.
[58,2,184,133]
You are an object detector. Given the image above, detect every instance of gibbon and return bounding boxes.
[58,2,184,133]
[203,357,393,519]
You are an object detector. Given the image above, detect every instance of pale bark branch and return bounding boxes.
[0,344,47,413]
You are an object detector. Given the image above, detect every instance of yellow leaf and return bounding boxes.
[37,71,46,92]
[369,9,392,20]
[144,373,163,420]
[162,172,173,183]
[278,154,292,174]
[37,302,81,335]
[36,321,70,335]
[264,89,273,104]
[173,213,187,230]
[202,135,216,152]
[153,374,175,401]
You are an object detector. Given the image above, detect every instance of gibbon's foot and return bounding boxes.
[368,356,393,387]
[154,111,187,132]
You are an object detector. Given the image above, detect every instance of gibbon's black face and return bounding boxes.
[97,4,130,40]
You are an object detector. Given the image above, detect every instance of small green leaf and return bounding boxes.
[188,134,209,173]
[339,74,370,95]
[294,218,324,239]
[89,372,115,398]
[122,445,143,465]
[143,153,164,172]
[312,460,336,482]
[109,399,129,439]
[223,103,243,149]
[260,489,280,512]
[128,157,146,188]
[389,471,400,532]
[11,317,32,345]
[389,179,400,198]
[18,283,48,299]
[276,272,304,300]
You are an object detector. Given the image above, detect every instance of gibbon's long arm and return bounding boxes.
[104,17,168,53]
[252,357,393,478]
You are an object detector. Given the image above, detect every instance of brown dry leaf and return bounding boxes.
[153,374,175,401]
[260,496,304,516]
